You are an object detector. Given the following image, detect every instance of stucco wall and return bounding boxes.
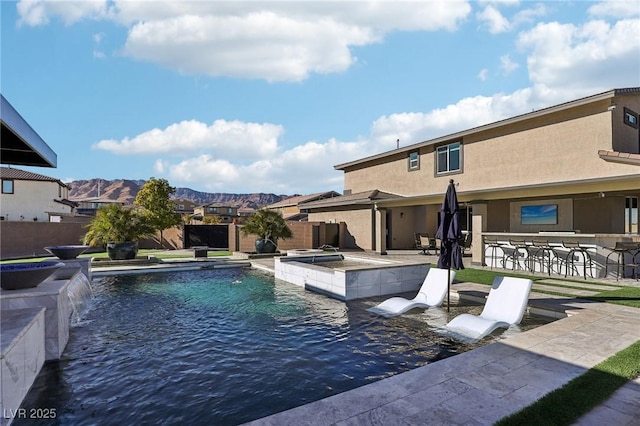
[308,209,373,250]
[342,100,639,197]
[0,222,87,258]
[0,180,71,222]
[0,221,183,259]
[228,221,340,252]
[612,96,640,153]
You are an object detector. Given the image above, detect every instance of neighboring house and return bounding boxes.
[305,88,640,259]
[70,197,126,216]
[266,191,341,221]
[193,203,238,223]
[0,167,76,222]
[173,199,198,215]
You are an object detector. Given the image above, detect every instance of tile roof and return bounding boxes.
[598,150,640,165]
[0,167,69,187]
[268,191,341,208]
[302,190,400,209]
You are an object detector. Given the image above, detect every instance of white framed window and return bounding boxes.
[1,179,14,194]
[436,142,461,174]
[408,151,420,171]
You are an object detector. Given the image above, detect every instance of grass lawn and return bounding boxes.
[496,339,640,426]
[0,249,232,263]
[453,267,640,309]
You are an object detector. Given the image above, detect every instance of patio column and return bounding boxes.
[374,206,387,255]
[471,203,487,266]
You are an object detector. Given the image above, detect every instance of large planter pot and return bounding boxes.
[255,239,277,254]
[107,241,139,260]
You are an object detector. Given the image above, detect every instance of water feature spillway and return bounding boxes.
[67,271,94,324]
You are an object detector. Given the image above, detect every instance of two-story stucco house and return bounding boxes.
[193,203,239,223]
[0,167,75,222]
[305,88,640,268]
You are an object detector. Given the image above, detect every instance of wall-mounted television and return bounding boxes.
[521,204,558,225]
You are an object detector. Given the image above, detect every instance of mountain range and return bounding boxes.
[68,179,294,209]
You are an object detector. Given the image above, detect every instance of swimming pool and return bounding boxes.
[16,268,551,425]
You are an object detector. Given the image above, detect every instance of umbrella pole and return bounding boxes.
[447,266,451,312]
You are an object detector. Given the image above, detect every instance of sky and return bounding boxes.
[2,0,639,196]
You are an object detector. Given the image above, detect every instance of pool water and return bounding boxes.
[17,268,551,425]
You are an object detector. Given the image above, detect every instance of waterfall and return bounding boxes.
[67,272,94,324]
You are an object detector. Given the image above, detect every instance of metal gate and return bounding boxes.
[184,225,229,249]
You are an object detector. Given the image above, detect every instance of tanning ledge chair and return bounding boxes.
[444,276,533,341]
[367,268,455,318]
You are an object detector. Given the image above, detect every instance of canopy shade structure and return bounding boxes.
[1,94,56,168]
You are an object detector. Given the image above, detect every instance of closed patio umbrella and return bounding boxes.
[435,179,465,311]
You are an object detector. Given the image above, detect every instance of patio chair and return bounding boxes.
[444,276,533,341]
[416,234,438,255]
[460,232,473,255]
[367,267,455,318]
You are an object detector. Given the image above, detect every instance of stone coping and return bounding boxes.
[0,278,70,299]
[0,307,45,356]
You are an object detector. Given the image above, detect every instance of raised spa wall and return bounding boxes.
[275,254,430,301]
[1,259,91,426]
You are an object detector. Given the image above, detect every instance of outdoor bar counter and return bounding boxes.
[476,232,640,279]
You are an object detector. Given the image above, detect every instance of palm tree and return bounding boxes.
[83,204,155,259]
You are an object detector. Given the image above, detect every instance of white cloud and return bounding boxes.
[16,0,471,82]
[478,68,489,81]
[370,90,533,147]
[93,119,283,160]
[518,18,640,98]
[588,0,640,19]
[476,2,548,33]
[162,138,368,193]
[477,5,511,34]
[500,54,520,74]
[122,12,374,82]
[17,0,110,26]
[513,3,547,25]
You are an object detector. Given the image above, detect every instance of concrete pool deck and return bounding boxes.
[245,251,640,425]
[90,251,640,424]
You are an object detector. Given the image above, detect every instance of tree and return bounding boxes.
[134,178,182,248]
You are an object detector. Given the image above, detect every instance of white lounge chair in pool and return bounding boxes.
[367,267,455,318]
[444,276,533,341]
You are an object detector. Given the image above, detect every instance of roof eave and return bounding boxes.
[1,95,57,168]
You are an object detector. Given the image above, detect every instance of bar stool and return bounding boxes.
[508,239,529,271]
[562,241,594,280]
[484,237,503,270]
[528,239,554,275]
[605,242,640,280]
[626,248,640,280]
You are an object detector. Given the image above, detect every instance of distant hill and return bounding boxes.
[68,179,294,209]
